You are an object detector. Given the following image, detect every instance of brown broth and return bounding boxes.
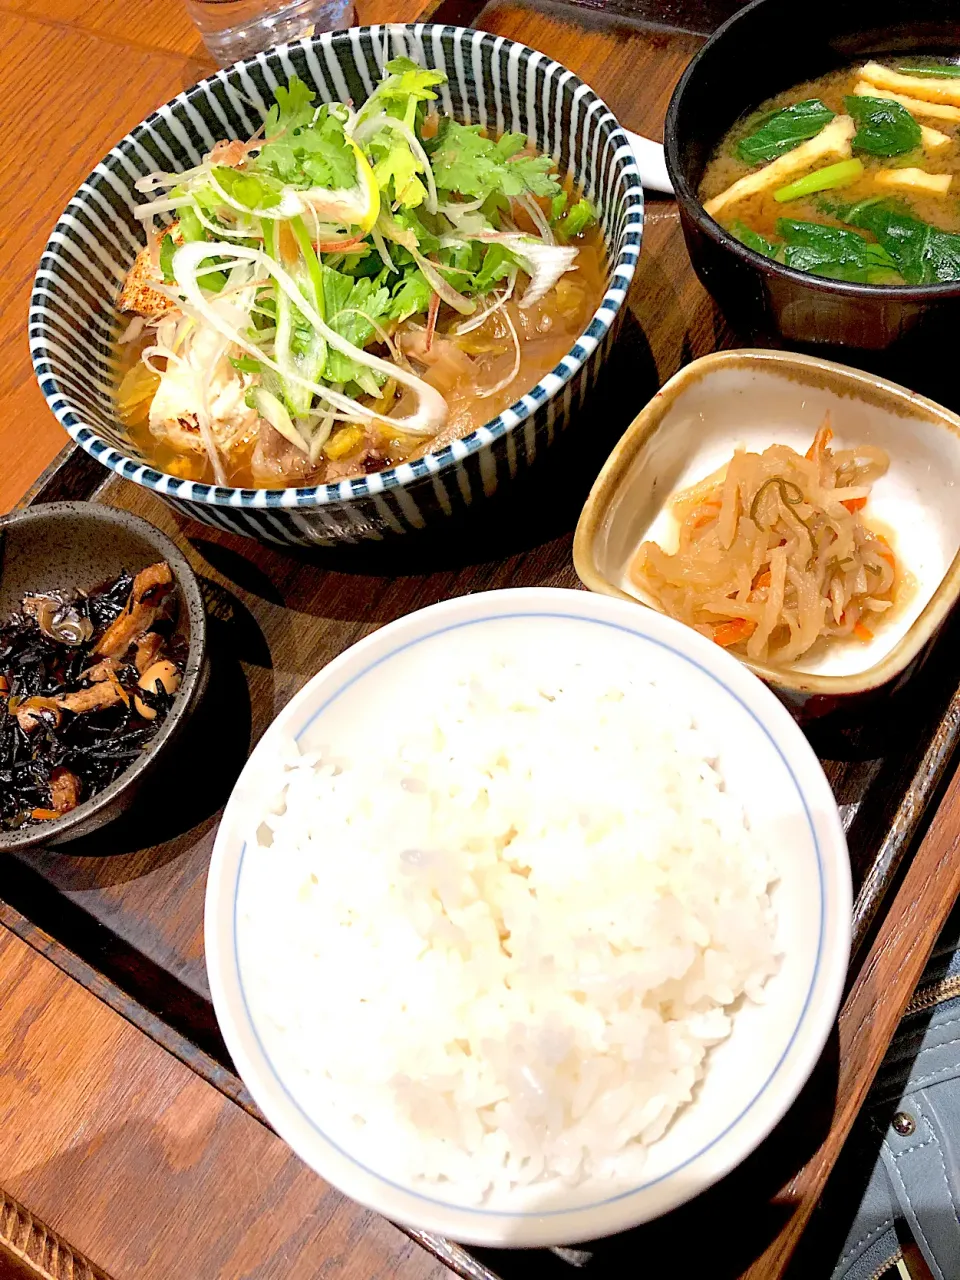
[700,60,960,264]
[115,228,607,489]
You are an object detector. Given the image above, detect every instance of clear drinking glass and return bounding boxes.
[185,0,355,64]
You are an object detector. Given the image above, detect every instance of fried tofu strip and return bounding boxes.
[56,683,124,714]
[921,124,953,153]
[860,61,960,107]
[95,562,173,659]
[874,168,953,195]
[852,82,960,123]
[704,115,856,218]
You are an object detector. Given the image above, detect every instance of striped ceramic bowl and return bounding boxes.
[30,24,643,547]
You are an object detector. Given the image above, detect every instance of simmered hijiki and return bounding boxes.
[699,57,960,285]
[631,421,898,668]
[116,58,603,488]
[0,564,184,830]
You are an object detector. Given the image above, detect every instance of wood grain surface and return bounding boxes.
[5,1,960,1278]
[0,928,453,1280]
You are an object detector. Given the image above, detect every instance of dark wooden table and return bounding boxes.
[2,1,959,1277]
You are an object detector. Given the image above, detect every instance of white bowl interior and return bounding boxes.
[591,362,960,677]
[205,588,850,1246]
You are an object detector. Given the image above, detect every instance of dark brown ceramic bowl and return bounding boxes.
[0,503,207,851]
[664,0,960,356]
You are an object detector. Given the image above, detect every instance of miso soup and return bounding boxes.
[699,57,960,285]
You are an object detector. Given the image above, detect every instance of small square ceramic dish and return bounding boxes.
[573,350,960,715]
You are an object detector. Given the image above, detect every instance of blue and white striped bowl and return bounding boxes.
[30,24,643,547]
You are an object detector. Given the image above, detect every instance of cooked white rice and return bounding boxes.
[238,656,779,1201]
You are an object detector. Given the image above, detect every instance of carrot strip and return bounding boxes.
[752,570,772,590]
[713,618,757,647]
[842,496,867,513]
[875,534,896,566]
[315,233,365,254]
[30,809,61,821]
[805,416,834,461]
[424,291,441,354]
[689,499,722,530]
[854,621,874,642]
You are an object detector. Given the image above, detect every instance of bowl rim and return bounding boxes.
[663,0,960,302]
[29,23,643,512]
[0,501,208,851]
[204,585,851,1245]
[572,347,960,697]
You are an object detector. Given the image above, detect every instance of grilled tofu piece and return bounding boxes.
[117,225,180,319]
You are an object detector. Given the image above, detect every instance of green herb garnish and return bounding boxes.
[556,198,597,241]
[426,120,562,201]
[774,158,864,202]
[256,77,357,192]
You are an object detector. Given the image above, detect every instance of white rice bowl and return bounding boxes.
[206,588,851,1246]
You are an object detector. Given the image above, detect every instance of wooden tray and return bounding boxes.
[9,2,960,1277]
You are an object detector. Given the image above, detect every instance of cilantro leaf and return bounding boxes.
[264,76,317,136]
[472,243,519,293]
[427,120,562,202]
[321,268,392,385]
[440,239,484,279]
[255,80,356,192]
[372,139,428,208]
[556,198,596,241]
[390,206,441,255]
[364,57,446,116]
[389,269,432,322]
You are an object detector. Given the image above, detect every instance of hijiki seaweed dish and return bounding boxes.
[0,563,184,831]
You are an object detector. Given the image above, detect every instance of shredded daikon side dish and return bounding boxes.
[631,418,897,667]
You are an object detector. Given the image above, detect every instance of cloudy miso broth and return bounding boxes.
[699,58,960,285]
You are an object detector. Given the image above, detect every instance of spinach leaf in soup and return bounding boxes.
[844,199,960,285]
[776,219,901,284]
[730,222,779,258]
[845,95,922,157]
[737,99,835,164]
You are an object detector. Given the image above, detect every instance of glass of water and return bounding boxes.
[185,0,355,64]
